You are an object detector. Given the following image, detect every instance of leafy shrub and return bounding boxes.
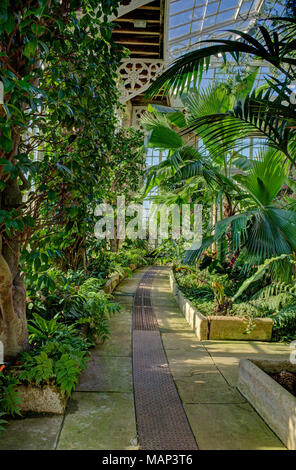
[78,280,120,341]
[271,305,296,342]
[18,350,86,396]
[0,370,22,417]
[26,268,86,322]
[0,412,7,436]
[27,313,81,347]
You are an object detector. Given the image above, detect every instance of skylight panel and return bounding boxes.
[167,0,269,84]
[193,6,206,20]
[219,0,239,10]
[215,9,236,23]
[170,0,195,15]
[170,10,193,28]
[169,23,191,40]
[206,1,219,16]
[191,20,203,32]
[203,15,216,28]
[239,0,255,14]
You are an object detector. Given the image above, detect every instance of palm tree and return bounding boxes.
[142,88,296,266]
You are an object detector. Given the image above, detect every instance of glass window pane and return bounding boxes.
[170,10,193,28]
[191,20,202,32]
[219,0,238,10]
[216,9,235,23]
[170,0,195,15]
[193,6,205,20]
[169,23,191,40]
[239,0,255,14]
[206,2,219,16]
[203,15,216,28]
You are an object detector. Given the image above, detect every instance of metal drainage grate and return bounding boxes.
[132,267,198,450]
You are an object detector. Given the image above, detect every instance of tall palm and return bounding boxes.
[188,147,296,264]
[142,95,296,265]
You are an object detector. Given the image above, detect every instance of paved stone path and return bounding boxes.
[0,267,290,450]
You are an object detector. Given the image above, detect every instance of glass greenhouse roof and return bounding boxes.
[164,0,286,100]
[166,0,284,60]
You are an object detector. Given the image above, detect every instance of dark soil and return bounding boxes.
[270,370,296,397]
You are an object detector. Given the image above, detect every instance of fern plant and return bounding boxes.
[18,352,54,385]
[55,354,81,396]
[272,305,296,342]
[0,412,7,436]
[0,372,22,417]
[78,280,120,341]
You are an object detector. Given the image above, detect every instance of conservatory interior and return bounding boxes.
[0,0,296,452]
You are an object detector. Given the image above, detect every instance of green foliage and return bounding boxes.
[78,280,120,341]
[55,354,82,396]
[19,351,53,385]
[233,254,292,301]
[174,261,296,341]
[0,371,22,417]
[272,305,296,342]
[18,349,88,397]
[0,412,7,436]
[146,18,296,98]
[27,313,77,346]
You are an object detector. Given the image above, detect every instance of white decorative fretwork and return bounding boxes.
[131,105,148,130]
[118,59,166,103]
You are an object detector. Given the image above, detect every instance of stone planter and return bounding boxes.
[104,264,141,294]
[104,273,121,294]
[208,316,273,341]
[238,359,296,450]
[169,270,208,340]
[17,384,67,415]
[169,269,273,341]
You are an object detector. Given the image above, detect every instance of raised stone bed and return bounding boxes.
[169,269,273,341]
[17,384,67,415]
[169,269,208,340]
[208,316,273,341]
[104,264,140,294]
[238,359,296,450]
[104,273,120,294]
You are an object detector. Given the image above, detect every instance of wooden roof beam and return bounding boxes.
[114,18,161,23]
[129,50,160,55]
[139,5,160,10]
[115,40,159,46]
[113,29,160,35]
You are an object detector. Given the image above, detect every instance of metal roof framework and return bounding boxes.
[116,0,287,104]
[166,0,266,60]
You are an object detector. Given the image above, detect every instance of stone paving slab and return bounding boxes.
[0,415,63,450]
[152,267,289,450]
[115,268,148,294]
[91,308,132,357]
[175,371,246,404]
[58,392,137,450]
[202,340,291,387]
[184,403,285,450]
[203,340,291,357]
[161,331,205,352]
[77,356,132,392]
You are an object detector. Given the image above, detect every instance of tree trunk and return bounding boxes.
[0,178,29,359]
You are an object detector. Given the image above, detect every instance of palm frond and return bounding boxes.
[183,88,296,164]
[146,19,296,98]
